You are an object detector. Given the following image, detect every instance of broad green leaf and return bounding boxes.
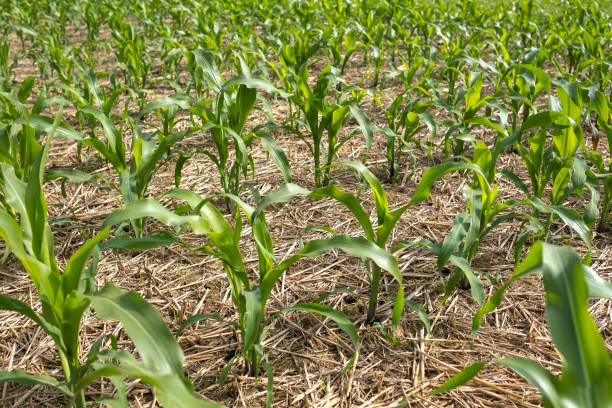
[103,199,212,235]
[0,294,65,351]
[0,369,71,396]
[15,115,82,140]
[242,288,263,352]
[472,242,545,337]
[404,299,431,333]
[90,284,184,374]
[89,284,220,407]
[81,107,126,170]
[261,235,402,328]
[514,64,551,93]
[528,198,592,247]
[341,161,388,226]
[100,230,178,251]
[496,357,562,407]
[62,228,109,296]
[259,134,292,183]
[139,95,191,117]
[540,245,612,400]
[430,362,487,395]
[176,314,236,338]
[223,75,290,97]
[521,111,566,131]
[582,265,612,300]
[348,102,374,150]
[411,161,490,205]
[190,50,223,92]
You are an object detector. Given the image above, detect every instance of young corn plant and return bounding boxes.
[0,36,17,91]
[0,126,220,407]
[372,90,434,183]
[323,25,362,76]
[578,85,612,232]
[432,70,498,157]
[109,17,153,101]
[277,27,323,75]
[250,161,429,332]
[53,92,191,239]
[281,64,374,187]
[500,62,552,141]
[102,188,400,401]
[504,80,600,246]
[0,79,82,181]
[433,241,612,407]
[403,136,593,304]
[186,50,288,202]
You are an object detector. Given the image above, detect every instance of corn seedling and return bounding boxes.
[281,64,375,186]
[0,123,220,407]
[187,49,288,202]
[250,161,426,332]
[102,188,400,403]
[404,136,593,305]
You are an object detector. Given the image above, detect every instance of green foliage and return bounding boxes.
[432,242,612,407]
[0,131,217,406]
[103,190,399,400]
[251,162,417,332]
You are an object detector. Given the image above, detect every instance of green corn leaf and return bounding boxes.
[190,50,223,92]
[253,182,375,242]
[341,161,388,225]
[44,168,101,184]
[17,76,35,103]
[472,242,546,337]
[528,198,592,247]
[99,230,178,251]
[496,357,562,407]
[438,212,469,273]
[103,199,212,235]
[90,284,184,374]
[448,255,484,306]
[430,362,487,395]
[15,115,82,140]
[242,288,263,353]
[176,314,238,338]
[0,369,72,396]
[404,299,431,333]
[223,75,290,97]
[80,353,222,408]
[410,161,490,205]
[521,111,566,132]
[540,246,612,402]
[582,265,612,300]
[0,163,32,239]
[81,106,126,170]
[514,64,552,94]
[139,94,192,117]
[0,294,65,351]
[259,133,292,183]
[347,102,374,151]
[261,235,402,327]
[82,138,125,172]
[62,227,109,296]
[89,284,221,407]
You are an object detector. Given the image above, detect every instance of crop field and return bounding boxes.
[0,0,611,406]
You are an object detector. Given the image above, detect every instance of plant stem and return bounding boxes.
[366,262,381,324]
